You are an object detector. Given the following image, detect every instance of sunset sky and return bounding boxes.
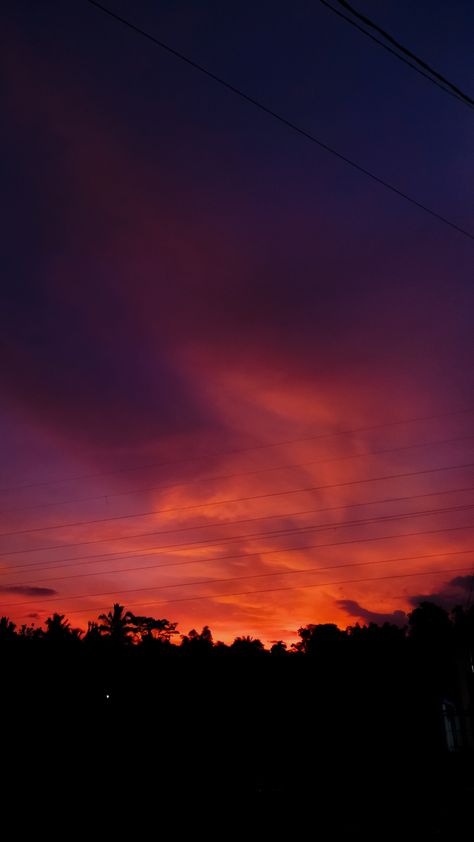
[1,0,473,644]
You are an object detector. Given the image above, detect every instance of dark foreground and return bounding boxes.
[2,649,473,836]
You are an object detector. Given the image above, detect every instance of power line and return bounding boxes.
[2,459,473,543]
[318,0,473,108]
[3,545,473,609]
[3,523,474,609]
[2,430,472,516]
[84,0,474,240]
[5,504,474,582]
[3,406,473,494]
[335,0,474,107]
[3,500,474,581]
[6,565,473,615]
[5,484,474,574]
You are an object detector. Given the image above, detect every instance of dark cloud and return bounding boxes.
[337,599,406,627]
[450,575,474,591]
[409,575,474,612]
[0,586,57,597]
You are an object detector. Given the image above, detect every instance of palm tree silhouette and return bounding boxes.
[99,603,134,644]
[44,613,81,641]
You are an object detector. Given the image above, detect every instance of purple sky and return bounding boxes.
[1,1,473,642]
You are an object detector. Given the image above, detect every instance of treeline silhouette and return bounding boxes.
[3,598,474,652]
[2,601,473,831]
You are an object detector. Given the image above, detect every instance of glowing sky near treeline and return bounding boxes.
[1,1,473,644]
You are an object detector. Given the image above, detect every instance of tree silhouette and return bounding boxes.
[408,602,452,646]
[180,625,214,654]
[451,604,474,647]
[44,613,81,642]
[84,621,102,644]
[0,617,16,642]
[0,598,472,777]
[18,623,41,639]
[99,603,134,644]
[294,623,344,655]
[128,613,179,644]
[270,640,288,656]
[230,635,265,655]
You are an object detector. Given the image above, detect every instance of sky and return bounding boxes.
[1,0,473,644]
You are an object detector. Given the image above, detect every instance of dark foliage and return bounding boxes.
[1,600,473,830]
